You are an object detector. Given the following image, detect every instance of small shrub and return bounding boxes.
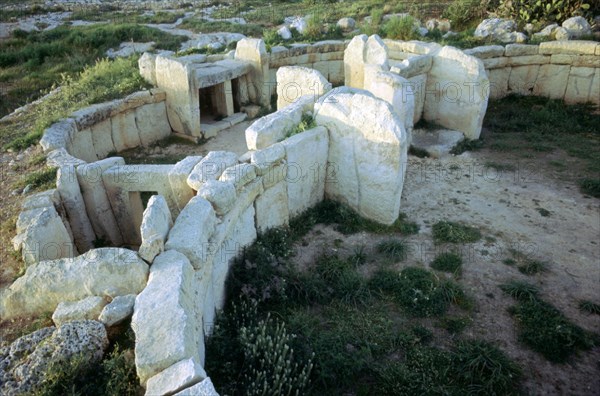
[430,252,463,273]
[286,113,316,138]
[579,300,600,315]
[377,239,410,261]
[432,221,481,244]
[382,15,418,40]
[517,259,548,275]
[499,280,540,301]
[442,0,485,30]
[579,178,600,198]
[440,316,471,334]
[497,0,595,27]
[303,14,324,41]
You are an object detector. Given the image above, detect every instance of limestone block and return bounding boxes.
[423,46,489,139]
[187,151,238,190]
[384,39,441,55]
[169,156,204,214]
[46,148,86,168]
[76,157,125,246]
[344,34,368,88]
[533,64,570,99]
[132,250,199,385]
[464,45,505,59]
[551,54,575,64]
[16,207,46,235]
[52,296,107,326]
[391,54,433,78]
[40,118,77,153]
[70,102,114,130]
[111,110,142,152]
[487,67,511,99]
[505,44,539,56]
[165,197,217,269]
[366,34,389,69]
[255,181,289,233]
[276,66,331,110]
[172,377,219,396]
[89,118,115,159]
[70,127,98,163]
[98,294,136,327]
[281,126,328,217]
[145,358,207,396]
[564,67,595,104]
[136,102,172,147]
[508,55,549,66]
[21,189,61,210]
[197,179,237,215]
[57,165,96,253]
[262,162,287,190]
[572,55,600,68]
[508,65,540,95]
[219,163,257,190]
[20,206,76,266]
[251,143,285,175]
[482,57,510,69]
[539,40,598,55]
[0,248,148,319]
[139,52,157,86]
[245,95,313,150]
[407,74,427,123]
[235,38,270,107]
[315,90,407,225]
[139,195,173,263]
[590,69,600,105]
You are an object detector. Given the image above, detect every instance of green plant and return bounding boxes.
[499,280,540,301]
[382,15,418,40]
[377,239,410,261]
[440,316,471,334]
[431,252,463,273]
[497,0,594,26]
[450,138,484,154]
[518,259,548,275]
[286,113,316,138]
[432,221,481,244]
[303,14,324,41]
[442,0,485,30]
[578,300,600,315]
[14,167,57,190]
[579,178,600,198]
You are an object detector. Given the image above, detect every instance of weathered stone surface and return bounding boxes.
[132,250,200,385]
[168,156,203,214]
[89,118,115,159]
[111,110,142,152]
[539,40,599,55]
[508,65,540,95]
[281,126,328,217]
[390,54,433,78]
[337,17,356,32]
[165,197,217,269]
[464,45,504,59]
[139,195,173,263]
[139,52,158,86]
[315,90,407,225]
[70,127,99,163]
[504,44,539,57]
[172,377,219,396]
[57,165,96,253]
[344,34,368,88]
[562,16,592,38]
[52,296,107,326]
[245,95,313,150]
[40,118,77,153]
[187,151,238,190]
[508,55,549,66]
[533,64,570,99]
[251,143,285,175]
[19,205,76,266]
[423,46,489,139]
[255,181,289,233]
[145,358,207,396]
[235,38,270,107]
[136,102,172,147]
[98,294,136,327]
[407,74,427,123]
[197,179,237,216]
[0,321,108,396]
[77,157,125,246]
[276,66,331,110]
[487,67,511,99]
[0,248,148,319]
[46,148,86,168]
[219,163,257,190]
[366,34,389,69]
[474,18,517,41]
[482,56,509,69]
[564,66,595,104]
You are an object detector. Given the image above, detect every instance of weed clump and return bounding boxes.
[579,178,600,198]
[430,252,463,273]
[578,300,600,315]
[377,239,410,261]
[432,221,481,244]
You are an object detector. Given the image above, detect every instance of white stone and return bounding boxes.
[139,52,158,86]
[344,34,368,88]
[277,25,292,40]
[281,126,328,217]
[46,148,86,168]
[136,102,172,147]
[172,377,219,396]
[139,195,173,263]
[1,248,148,319]
[89,118,115,159]
[77,157,125,246]
[423,46,489,139]
[315,90,407,225]
[169,156,204,214]
[290,16,307,34]
[70,127,98,163]
[276,66,331,110]
[533,64,570,99]
[234,38,270,107]
[57,165,96,253]
[187,151,238,190]
[52,296,107,326]
[165,197,217,269]
[245,95,313,150]
[554,27,570,41]
[487,67,511,99]
[98,294,136,327]
[255,181,289,233]
[411,129,465,158]
[219,163,257,190]
[21,189,61,210]
[251,143,286,175]
[464,45,504,59]
[366,34,389,69]
[107,42,155,58]
[505,44,538,57]
[508,65,540,95]
[40,118,76,153]
[145,358,207,396]
[197,179,237,215]
[562,16,592,38]
[474,18,516,40]
[132,250,200,385]
[337,17,356,32]
[111,110,142,152]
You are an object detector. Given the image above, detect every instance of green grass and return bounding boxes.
[14,167,57,191]
[579,300,600,315]
[578,178,600,198]
[499,280,540,301]
[381,15,419,40]
[517,259,548,275]
[450,138,484,154]
[179,19,264,37]
[376,239,410,261]
[430,252,463,273]
[439,316,471,334]
[432,221,481,244]
[0,23,184,119]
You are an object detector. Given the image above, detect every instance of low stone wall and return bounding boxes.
[465,40,600,103]
[40,89,172,162]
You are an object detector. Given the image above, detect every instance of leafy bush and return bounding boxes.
[432,221,481,244]
[443,0,487,30]
[382,15,418,40]
[496,0,595,26]
[286,113,317,138]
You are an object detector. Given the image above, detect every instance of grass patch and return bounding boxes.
[430,252,462,273]
[376,239,410,261]
[499,280,540,301]
[408,145,430,158]
[439,316,471,334]
[14,167,57,191]
[517,260,548,275]
[432,220,481,244]
[449,138,484,154]
[179,19,263,37]
[579,300,600,315]
[286,113,317,138]
[578,178,600,198]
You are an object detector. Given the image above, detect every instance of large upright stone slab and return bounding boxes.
[255,181,289,233]
[423,46,489,139]
[111,110,142,152]
[533,64,571,99]
[281,126,329,217]
[366,35,389,69]
[132,250,199,385]
[276,66,331,110]
[235,38,270,107]
[169,156,204,214]
[136,102,172,147]
[138,195,173,263]
[344,34,368,88]
[315,90,407,225]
